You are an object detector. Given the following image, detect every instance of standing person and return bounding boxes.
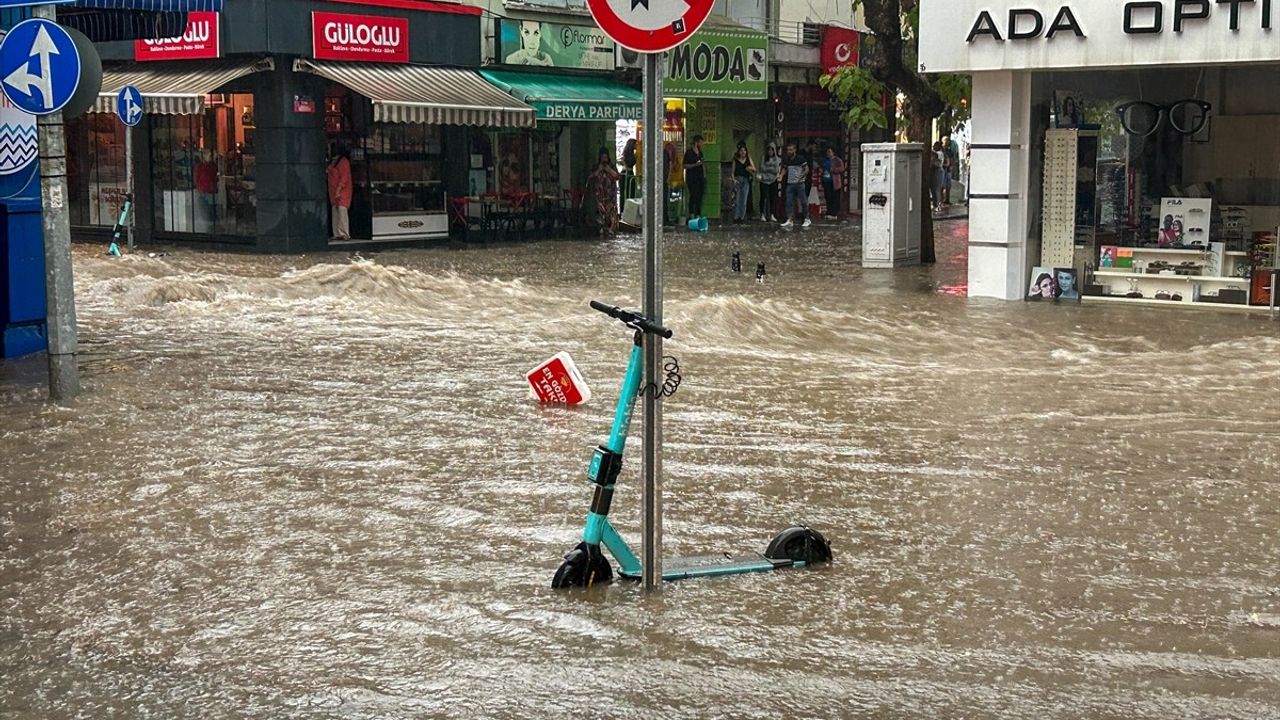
[194,150,220,230]
[822,147,845,220]
[621,138,637,199]
[731,143,756,224]
[683,135,706,219]
[780,143,810,229]
[758,143,781,222]
[327,144,352,240]
[588,148,621,236]
[930,141,946,214]
[940,134,954,205]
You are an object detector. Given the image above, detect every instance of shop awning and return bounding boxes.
[93,57,273,115]
[480,70,642,123]
[293,58,534,128]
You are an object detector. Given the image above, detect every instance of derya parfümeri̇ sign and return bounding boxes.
[498,19,616,70]
[664,28,767,99]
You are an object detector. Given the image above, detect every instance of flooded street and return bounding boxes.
[2,221,1279,718]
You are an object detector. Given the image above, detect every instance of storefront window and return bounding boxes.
[496,132,530,197]
[66,114,126,227]
[1038,66,1280,305]
[362,122,443,217]
[150,92,257,237]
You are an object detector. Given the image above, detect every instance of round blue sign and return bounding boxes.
[0,18,81,116]
[116,85,143,127]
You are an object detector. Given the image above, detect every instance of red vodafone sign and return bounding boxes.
[135,12,220,61]
[821,27,860,76]
[586,0,714,53]
[313,12,409,64]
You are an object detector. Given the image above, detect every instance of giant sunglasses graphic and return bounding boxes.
[1114,99,1212,137]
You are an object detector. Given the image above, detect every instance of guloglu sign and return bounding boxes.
[919,0,1280,72]
[313,12,409,64]
[135,11,220,61]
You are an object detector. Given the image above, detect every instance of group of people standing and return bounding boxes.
[694,138,846,229]
[585,136,848,236]
[930,135,961,214]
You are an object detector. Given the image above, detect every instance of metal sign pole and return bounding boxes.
[640,51,665,592]
[33,3,79,402]
[125,124,134,253]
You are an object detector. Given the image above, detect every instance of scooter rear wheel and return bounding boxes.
[551,542,614,589]
[764,526,832,564]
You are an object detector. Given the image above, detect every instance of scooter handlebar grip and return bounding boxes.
[643,321,674,339]
[589,300,673,338]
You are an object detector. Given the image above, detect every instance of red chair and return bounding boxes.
[448,196,483,241]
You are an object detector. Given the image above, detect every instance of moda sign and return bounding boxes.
[313,12,409,64]
[919,0,1280,72]
[135,11,220,61]
[663,29,768,99]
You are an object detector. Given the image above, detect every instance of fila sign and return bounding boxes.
[919,0,1280,72]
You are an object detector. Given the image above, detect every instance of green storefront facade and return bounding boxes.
[664,24,770,221]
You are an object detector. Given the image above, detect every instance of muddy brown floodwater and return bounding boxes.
[2,221,1279,719]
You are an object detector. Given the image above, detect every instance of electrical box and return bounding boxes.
[861,143,923,268]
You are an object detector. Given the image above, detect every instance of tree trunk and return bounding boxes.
[910,113,937,264]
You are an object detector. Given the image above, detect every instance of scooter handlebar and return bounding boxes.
[589,301,673,339]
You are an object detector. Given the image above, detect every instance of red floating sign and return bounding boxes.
[586,0,714,54]
[526,352,592,406]
[313,11,409,64]
[135,12,220,62]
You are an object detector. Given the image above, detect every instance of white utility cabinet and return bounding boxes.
[861,143,923,268]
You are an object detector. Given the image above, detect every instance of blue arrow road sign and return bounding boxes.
[116,84,143,126]
[0,18,81,116]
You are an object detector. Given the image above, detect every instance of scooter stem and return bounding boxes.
[581,332,645,565]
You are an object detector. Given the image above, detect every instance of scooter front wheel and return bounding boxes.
[764,526,833,565]
[552,542,614,589]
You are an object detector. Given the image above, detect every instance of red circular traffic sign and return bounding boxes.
[586,0,715,54]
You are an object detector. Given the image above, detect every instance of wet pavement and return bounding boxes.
[2,219,1279,718]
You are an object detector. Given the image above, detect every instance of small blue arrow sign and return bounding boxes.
[116,85,143,126]
[0,18,81,116]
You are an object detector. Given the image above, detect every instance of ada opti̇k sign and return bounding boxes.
[664,29,768,99]
[313,12,409,64]
[136,12,220,61]
[919,0,1280,73]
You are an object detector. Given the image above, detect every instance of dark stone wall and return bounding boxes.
[251,65,329,253]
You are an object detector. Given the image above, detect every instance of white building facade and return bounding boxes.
[921,0,1280,308]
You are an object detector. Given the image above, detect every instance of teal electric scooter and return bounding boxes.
[552,301,832,588]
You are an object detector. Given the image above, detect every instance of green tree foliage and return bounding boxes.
[819,0,972,264]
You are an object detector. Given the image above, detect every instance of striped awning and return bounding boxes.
[293,58,534,128]
[94,57,272,115]
[71,0,222,10]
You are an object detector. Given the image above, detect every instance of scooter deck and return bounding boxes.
[617,553,802,582]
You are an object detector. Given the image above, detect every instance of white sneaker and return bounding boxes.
[760,213,767,222]
[802,218,812,228]
[780,219,794,229]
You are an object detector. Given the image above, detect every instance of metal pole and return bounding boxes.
[126,124,134,253]
[34,3,80,402]
[640,51,665,592]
